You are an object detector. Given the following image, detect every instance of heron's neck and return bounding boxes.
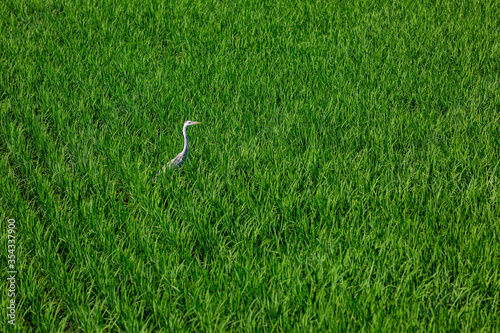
[182,125,189,154]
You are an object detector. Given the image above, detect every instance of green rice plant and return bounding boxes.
[1,0,499,331]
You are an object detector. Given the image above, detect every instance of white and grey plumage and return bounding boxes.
[153,120,201,184]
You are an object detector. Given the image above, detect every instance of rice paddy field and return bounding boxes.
[1,0,500,331]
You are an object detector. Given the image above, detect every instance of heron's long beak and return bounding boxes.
[192,122,201,125]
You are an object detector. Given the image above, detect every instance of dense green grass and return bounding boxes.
[1,0,500,331]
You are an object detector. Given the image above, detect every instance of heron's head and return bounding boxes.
[184,121,201,127]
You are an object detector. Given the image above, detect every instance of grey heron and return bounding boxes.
[153,120,201,184]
